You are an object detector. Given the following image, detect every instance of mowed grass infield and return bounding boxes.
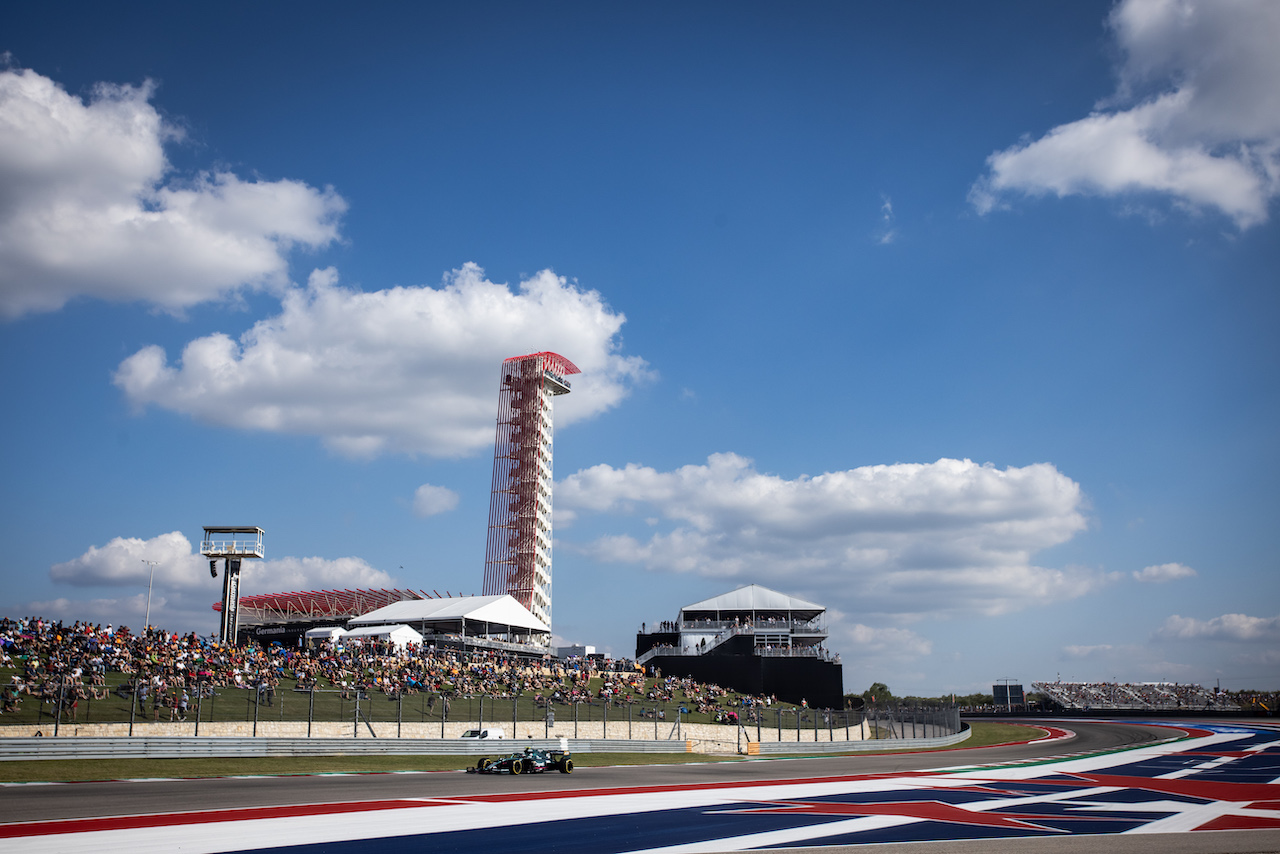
[0,721,1043,783]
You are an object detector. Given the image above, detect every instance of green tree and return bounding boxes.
[862,682,893,705]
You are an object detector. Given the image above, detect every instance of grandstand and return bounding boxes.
[1034,681,1239,712]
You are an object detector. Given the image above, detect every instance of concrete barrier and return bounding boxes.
[0,736,695,761]
[750,723,971,754]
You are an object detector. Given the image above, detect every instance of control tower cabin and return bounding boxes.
[481,352,579,632]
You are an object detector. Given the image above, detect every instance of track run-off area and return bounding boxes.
[1,719,1278,853]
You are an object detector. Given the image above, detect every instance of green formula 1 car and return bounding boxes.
[468,746,574,775]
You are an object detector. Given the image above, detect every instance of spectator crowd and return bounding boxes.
[0,615,784,724]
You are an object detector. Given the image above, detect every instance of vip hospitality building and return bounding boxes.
[635,585,845,710]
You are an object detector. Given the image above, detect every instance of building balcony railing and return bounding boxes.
[199,539,265,558]
[636,640,840,666]
[756,646,841,663]
[686,619,824,633]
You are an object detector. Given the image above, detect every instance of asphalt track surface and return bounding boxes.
[2,719,1279,853]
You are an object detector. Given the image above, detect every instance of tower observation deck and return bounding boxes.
[482,352,579,633]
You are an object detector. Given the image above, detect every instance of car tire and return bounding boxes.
[510,758,523,775]
[560,758,573,774]
[476,758,487,771]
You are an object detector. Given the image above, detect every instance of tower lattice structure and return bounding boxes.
[482,351,579,630]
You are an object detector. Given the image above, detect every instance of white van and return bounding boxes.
[460,728,505,739]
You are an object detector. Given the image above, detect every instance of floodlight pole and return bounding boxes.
[141,560,159,630]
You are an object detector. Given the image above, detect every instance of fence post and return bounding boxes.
[478,697,483,731]
[574,701,579,739]
[54,681,64,737]
[253,685,260,737]
[603,701,608,739]
[308,688,314,738]
[512,695,517,740]
[353,692,359,738]
[195,688,202,737]
[397,692,402,739]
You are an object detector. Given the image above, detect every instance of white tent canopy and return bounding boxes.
[348,594,550,642]
[304,626,347,642]
[340,623,423,648]
[680,584,824,621]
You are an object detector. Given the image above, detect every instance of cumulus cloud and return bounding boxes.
[50,531,206,589]
[114,264,650,457]
[971,0,1280,228]
[0,67,345,318]
[413,483,460,517]
[1156,613,1280,642]
[1133,562,1197,583]
[43,531,396,630]
[557,454,1095,618]
[839,622,932,658]
[246,556,393,593]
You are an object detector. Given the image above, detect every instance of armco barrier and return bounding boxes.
[750,723,970,754]
[0,737,693,761]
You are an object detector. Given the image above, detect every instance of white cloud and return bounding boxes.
[875,194,897,244]
[971,0,1280,228]
[114,264,651,458]
[839,622,933,658]
[558,454,1095,618]
[413,483,460,517]
[245,556,393,593]
[43,531,397,631]
[1064,644,1114,658]
[1133,561,1197,583]
[0,67,345,318]
[50,531,207,589]
[1156,613,1280,642]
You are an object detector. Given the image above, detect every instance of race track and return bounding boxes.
[2,719,1278,853]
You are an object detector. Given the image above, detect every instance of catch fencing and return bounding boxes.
[3,683,962,751]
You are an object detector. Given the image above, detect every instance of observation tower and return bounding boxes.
[201,525,264,644]
[482,351,579,632]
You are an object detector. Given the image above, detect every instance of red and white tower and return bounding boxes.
[482,351,580,631]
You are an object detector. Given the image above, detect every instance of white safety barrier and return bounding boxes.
[750,724,971,754]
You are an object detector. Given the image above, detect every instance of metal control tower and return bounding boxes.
[201,526,264,644]
[482,352,579,632]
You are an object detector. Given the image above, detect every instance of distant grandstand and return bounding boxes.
[216,588,440,646]
[1034,681,1239,711]
[215,587,552,655]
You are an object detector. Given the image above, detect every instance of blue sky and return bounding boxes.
[2,1,1277,696]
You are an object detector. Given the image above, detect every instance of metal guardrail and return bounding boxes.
[0,737,693,761]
